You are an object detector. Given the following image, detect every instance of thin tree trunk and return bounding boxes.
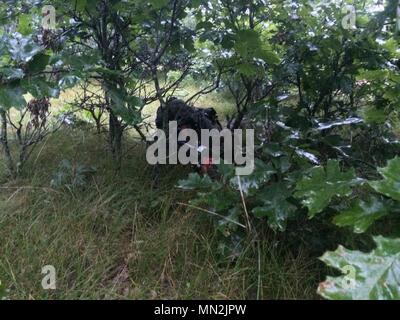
[0,109,15,178]
[109,110,123,168]
[229,109,246,130]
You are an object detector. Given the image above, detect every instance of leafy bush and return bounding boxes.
[176,0,400,299]
[178,156,400,298]
[318,158,400,299]
[51,159,96,191]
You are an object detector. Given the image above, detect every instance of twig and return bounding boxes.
[257,240,262,300]
[237,175,252,232]
[178,202,246,228]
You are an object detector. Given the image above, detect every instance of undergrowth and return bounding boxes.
[0,128,320,299]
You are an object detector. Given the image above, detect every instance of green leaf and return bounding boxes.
[22,78,59,98]
[383,38,398,55]
[27,53,50,73]
[318,236,400,300]
[221,34,235,49]
[58,75,80,89]
[360,105,387,124]
[62,52,100,72]
[51,159,96,190]
[0,85,26,110]
[294,160,357,217]
[7,36,42,63]
[150,0,168,9]
[177,173,214,190]
[17,14,32,36]
[196,21,214,30]
[113,103,142,125]
[183,38,195,52]
[177,173,237,213]
[333,197,390,233]
[0,67,24,81]
[234,29,261,58]
[75,0,87,11]
[369,157,400,201]
[105,84,142,125]
[359,69,388,82]
[229,159,275,196]
[217,207,241,237]
[258,47,279,65]
[92,67,124,78]
[237,62,259,76]
[252,183,296,231]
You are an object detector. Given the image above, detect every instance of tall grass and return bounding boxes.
[0,127,320,299]
[0,80,321,299]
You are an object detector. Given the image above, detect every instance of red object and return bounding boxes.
[201,157,214,173]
